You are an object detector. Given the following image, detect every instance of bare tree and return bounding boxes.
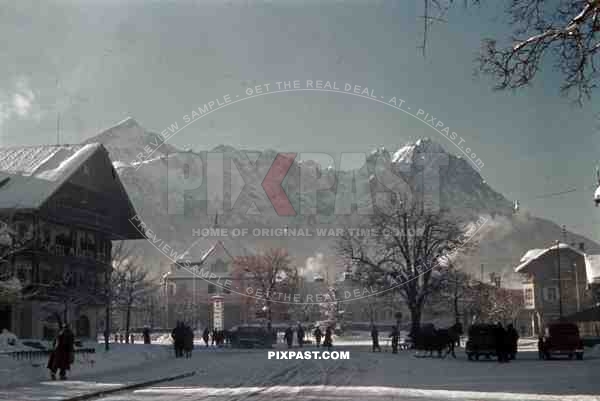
[112,245,153,344]
[422,0,600,103]
[0,213,33,302]
[337,201,476,337]
[431,260,479,324]
[233,248,295,331]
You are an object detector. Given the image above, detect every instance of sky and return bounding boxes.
[1,0,599,243]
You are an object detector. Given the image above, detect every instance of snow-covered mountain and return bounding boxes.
[86,118,600,286]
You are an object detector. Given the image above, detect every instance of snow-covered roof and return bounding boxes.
[515,242,600,285]
[584,254,600,285]
[167,240,235,279]
[0,143,102,210]
[391,144,415,164]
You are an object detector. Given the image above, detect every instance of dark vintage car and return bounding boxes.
[466,324,497,360]
[229,326,274,349]
[538,322,584,360]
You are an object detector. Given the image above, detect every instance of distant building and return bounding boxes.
[515,242,600,336]
[162,240,253,329]
[0,143,144,339]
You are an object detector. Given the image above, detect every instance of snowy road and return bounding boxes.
[76,346,600,401]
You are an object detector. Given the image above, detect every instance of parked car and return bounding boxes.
[466,324,497,361]
[229,326,274,348]
[538,322,584,360]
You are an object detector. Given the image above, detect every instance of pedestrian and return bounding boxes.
[119,333,124,343]
[284,326,294,348]
[183,324,194,358]
[371,325,381,352]
[130,333,135,344]
[211,329,216,346]
[143,327,151,344]
[389,326,400,354]
[114,333,118,343]
[313,326,322,347]
[297,324,305,347]
[172,321,184,358]
[202,327,210,347]
[506,323,519,360]
[494,322,507,363]
[323,326,333,349]
[47,323,75,380]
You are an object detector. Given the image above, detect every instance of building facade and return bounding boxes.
[0,143,144,339]
[515,242,600,336]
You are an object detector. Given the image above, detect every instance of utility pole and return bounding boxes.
[556,240,563,319]
[574,262,581,312]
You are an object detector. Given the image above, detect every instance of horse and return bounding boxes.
[413,323,460,358]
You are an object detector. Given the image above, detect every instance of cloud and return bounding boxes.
[0,77,38,129]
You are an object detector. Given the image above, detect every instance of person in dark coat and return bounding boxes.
[202,328,210,347]
[506,324,519,360]
[297,324,305,347]
[284,326,294,348]
[183,324,194,358]
[142,327,151,344]
[371,325,381,352]
[130,333,135,344]
[323,327,333,349]
[211,329,217,346]
[494,322,507,363]
[389,326,400,354]
[172,321,184,358]
[47,324,75,380]
[313,327,322,347]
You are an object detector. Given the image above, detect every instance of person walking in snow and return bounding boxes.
[506,323,519,360]
[172,321,185,358]
[183,324,194,358]
[389,326,400,354]
[143,327,151,344]
[323,327,333,349]
[494,322,507,363]
[202,327,210,347]
[284,326,294,348]
[371,325,381,352]
[297,324,305,347]
[313,327,322,347]
[47,324,75,380]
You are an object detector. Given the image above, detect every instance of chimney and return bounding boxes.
[579,242,585,252]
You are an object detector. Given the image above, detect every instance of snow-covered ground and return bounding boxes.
[0,341,172,388]
[0,341,598,401]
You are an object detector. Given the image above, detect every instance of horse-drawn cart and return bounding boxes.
[465,324,497,361]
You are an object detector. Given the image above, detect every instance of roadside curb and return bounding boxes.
[61,371,196,401]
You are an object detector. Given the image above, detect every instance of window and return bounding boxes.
[524,286,534,309]
[212,259,227,273]
[208,284,216,294]
[544,286,558,302]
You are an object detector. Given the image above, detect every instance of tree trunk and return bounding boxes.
[409,305,422,338]
[104,302,110,351]
[63,302,68,326]
[267,299,272,332]
[125,301,131,344]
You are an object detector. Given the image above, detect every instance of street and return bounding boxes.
[6,344,597,401]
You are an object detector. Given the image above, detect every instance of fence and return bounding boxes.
[2,347,96,361]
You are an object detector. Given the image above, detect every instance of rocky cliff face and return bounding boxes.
[86,119,600,286]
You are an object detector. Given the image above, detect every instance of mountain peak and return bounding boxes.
[83,117,178,163]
